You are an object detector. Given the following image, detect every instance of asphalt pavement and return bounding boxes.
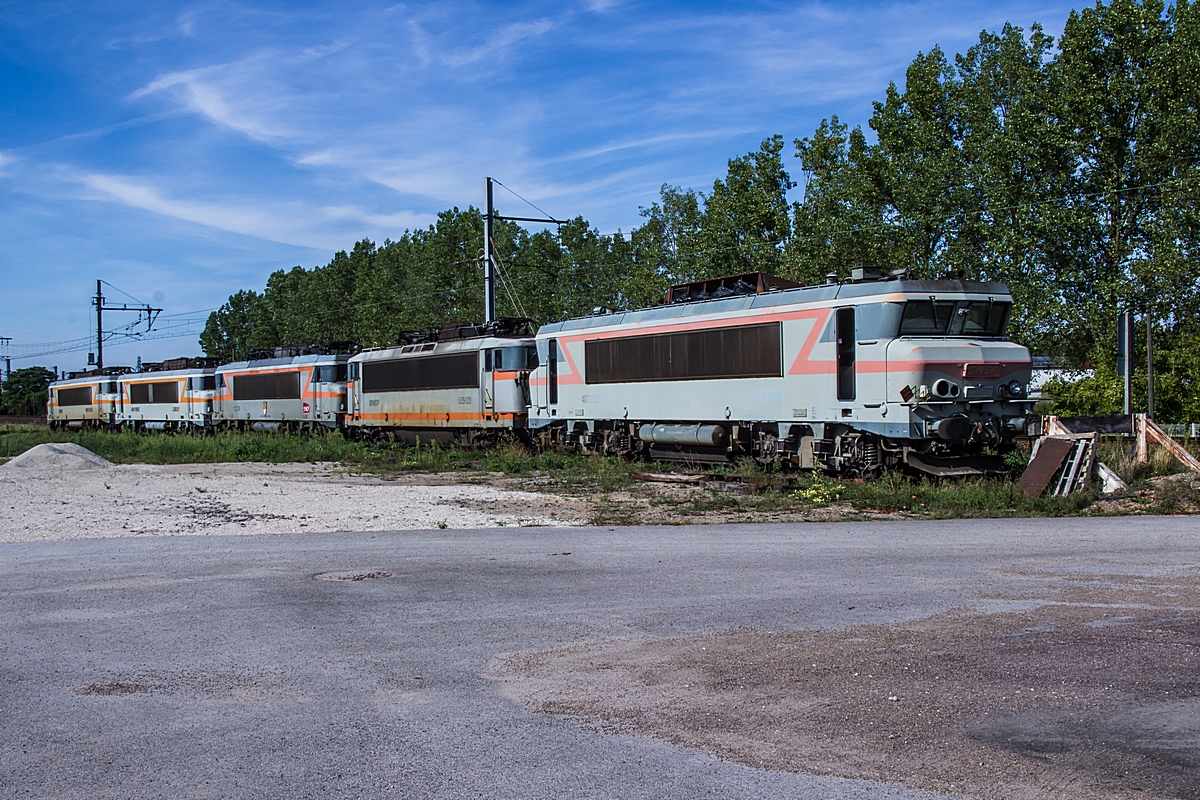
[1,516,1196,799]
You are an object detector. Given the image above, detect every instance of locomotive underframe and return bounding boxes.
[543,407,1024,477]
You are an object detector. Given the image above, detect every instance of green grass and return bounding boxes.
[0,426,368,465]
[6,425,1191,519]
[0,427,650,492]
[829,471,1093,517]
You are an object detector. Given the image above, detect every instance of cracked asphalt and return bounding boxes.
[1,516,1196,799]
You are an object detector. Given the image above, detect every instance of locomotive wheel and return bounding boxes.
[755,433,779,466]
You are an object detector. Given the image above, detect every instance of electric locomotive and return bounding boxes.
[47,368,130,430]
[528,269,1034,475]
[213,344,358,432]
[345,319,537,445]
[118,358,220,431]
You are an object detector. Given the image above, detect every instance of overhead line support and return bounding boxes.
[93,279,162,370]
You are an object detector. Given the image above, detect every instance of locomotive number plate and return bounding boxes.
[964,363,1002,379]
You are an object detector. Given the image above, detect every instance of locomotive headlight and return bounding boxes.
[933,379,960,399]
[1007,380,1025,397]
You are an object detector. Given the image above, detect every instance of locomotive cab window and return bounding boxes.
[311,365,348,384]
[489,346,535,372]
[899,301,957,335]
[957,301,1010,336]
[900,300,1011,336]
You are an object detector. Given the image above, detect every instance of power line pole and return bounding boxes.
[0,336,10,407]
[95,280,103,369]
[483,177,564,324]
[484,177,495,324]
[92,279,161,370]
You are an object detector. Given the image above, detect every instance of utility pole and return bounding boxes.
[95,280,103,369]
[483,177,564,324]
[92,279,161,370]
[484,177,495,324]
[0,336,9,407]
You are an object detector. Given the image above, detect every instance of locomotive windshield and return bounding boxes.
[487,345,539,371]
[899,300,1009,337]
[311,365,348,383]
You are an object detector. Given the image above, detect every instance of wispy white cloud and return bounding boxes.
[131,60,296,143]
[404,12,562,69]
[320,204,435,230]
[77,172,408,251]
[300,38,353,60]
[177,9,197,37]
[545,128,758,164]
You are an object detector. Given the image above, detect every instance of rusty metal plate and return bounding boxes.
[1016,437,1075,497]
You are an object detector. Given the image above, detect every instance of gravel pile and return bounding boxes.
[1,443,112,471]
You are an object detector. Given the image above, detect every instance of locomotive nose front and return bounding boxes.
[887,338,1032,443]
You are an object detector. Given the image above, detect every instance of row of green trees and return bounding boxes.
[201,0,1200,420]
[0,367,55,417]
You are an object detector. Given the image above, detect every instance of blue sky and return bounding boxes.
[0,0,1080,370]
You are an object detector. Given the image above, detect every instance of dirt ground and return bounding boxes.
[4,455,1197,545]
[492,566,1200,800]
[0,462,587,543]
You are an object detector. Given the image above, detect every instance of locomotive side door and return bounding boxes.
[482,349,495,413]
[850,302,900,419]
[347,362,360,417]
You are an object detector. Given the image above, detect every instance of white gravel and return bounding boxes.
[0,461,584,543]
